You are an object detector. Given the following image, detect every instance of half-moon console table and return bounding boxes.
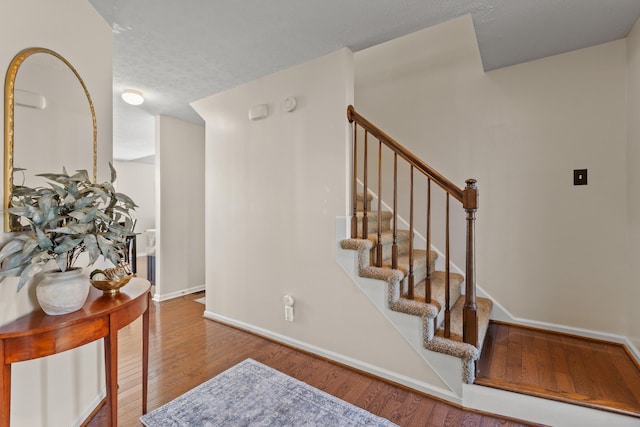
[0,278,151,427]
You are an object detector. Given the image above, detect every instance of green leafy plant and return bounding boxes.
[0,164,137,291]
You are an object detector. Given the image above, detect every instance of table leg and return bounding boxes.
[104,318,119,427]
[142,292,150,414]
[0,343,11,427]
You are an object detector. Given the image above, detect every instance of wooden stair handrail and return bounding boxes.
[347,105,479,348]
[347,105,464,204]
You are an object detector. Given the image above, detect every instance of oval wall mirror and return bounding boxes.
[4,47,97,232]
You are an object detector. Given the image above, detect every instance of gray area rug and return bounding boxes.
[140,358,398,427]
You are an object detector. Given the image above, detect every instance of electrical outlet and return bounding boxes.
[285,306,294,322]
[574,169,587,185]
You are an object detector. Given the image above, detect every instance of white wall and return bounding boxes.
[113,160,156,255]
[627,17,640,347]
[483,41,627,333]
[0,0,112,425]
[356,16,631,337]
[154,116,205,299]
[193,48,449,391]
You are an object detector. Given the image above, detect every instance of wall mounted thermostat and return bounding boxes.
[282,97,297,112]
[248,104,268,121]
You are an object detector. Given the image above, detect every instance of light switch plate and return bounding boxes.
[574,169,587,185]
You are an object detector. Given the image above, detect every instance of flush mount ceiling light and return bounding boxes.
[121,89,144,106]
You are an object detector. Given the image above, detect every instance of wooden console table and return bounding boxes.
[0,278,151,427]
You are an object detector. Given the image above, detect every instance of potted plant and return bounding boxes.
[0,164,137,314]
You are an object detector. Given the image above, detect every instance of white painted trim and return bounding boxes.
[474,284,640,363]
[510,315,640,362]
[152,284,205,302]
[463,384,639,427]
[202,309,461,405]
[72,390,106,427]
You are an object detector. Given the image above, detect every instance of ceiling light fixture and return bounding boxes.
[121,89,144,106]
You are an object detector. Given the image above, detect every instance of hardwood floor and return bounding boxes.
[476,321,640,419]
[86,292,537,426]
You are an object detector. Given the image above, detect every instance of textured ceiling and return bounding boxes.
[87,0,640,161]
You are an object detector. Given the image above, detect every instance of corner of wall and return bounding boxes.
[155,116,205,299]
[626,16,640,345]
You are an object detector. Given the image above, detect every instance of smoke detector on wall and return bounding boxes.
[282,97,296,112]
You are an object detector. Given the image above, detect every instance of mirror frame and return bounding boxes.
[3,47,97,232]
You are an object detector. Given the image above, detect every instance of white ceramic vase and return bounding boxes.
[36,268,91,315]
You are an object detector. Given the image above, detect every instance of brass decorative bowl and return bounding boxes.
[90,274,134,295]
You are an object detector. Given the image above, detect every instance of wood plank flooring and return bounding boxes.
[85,292,537,426]
[476,321,640,418]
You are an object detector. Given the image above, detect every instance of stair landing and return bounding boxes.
[475,321,640,419]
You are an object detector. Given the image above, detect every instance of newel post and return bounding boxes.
[462,179,478,347]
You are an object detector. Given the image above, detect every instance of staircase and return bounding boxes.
[341,193,492,383]
[339,106,640,426]
[341,105,492,384]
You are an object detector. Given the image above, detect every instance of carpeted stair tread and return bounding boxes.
[342,231,429,281]
[353,210,394,235]
[342,202,494,385]
[364,229,410,245]
[410,272,464,312]
[380,249,436,279]
[424,296,493,384]
[356,193,373,211]
[434,296,493,350]
[405,272,464,335]
[365,230,411,263]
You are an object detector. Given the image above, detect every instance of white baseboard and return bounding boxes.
[463,384,639,427]
[153,284,205,302]
[514,317,640,362]
[202,310,461,405]
[475,284,640,363]
[72,390,106,427]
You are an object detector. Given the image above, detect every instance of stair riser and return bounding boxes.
[435,309,447,333]
[355,214,391,235]
[434,285,462,332]
[370,238,410,264]
[356,195,372,212]
[356,200,371,212]
[401,254,438,286]
[368,246,438,289]
[401,264,427,291]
